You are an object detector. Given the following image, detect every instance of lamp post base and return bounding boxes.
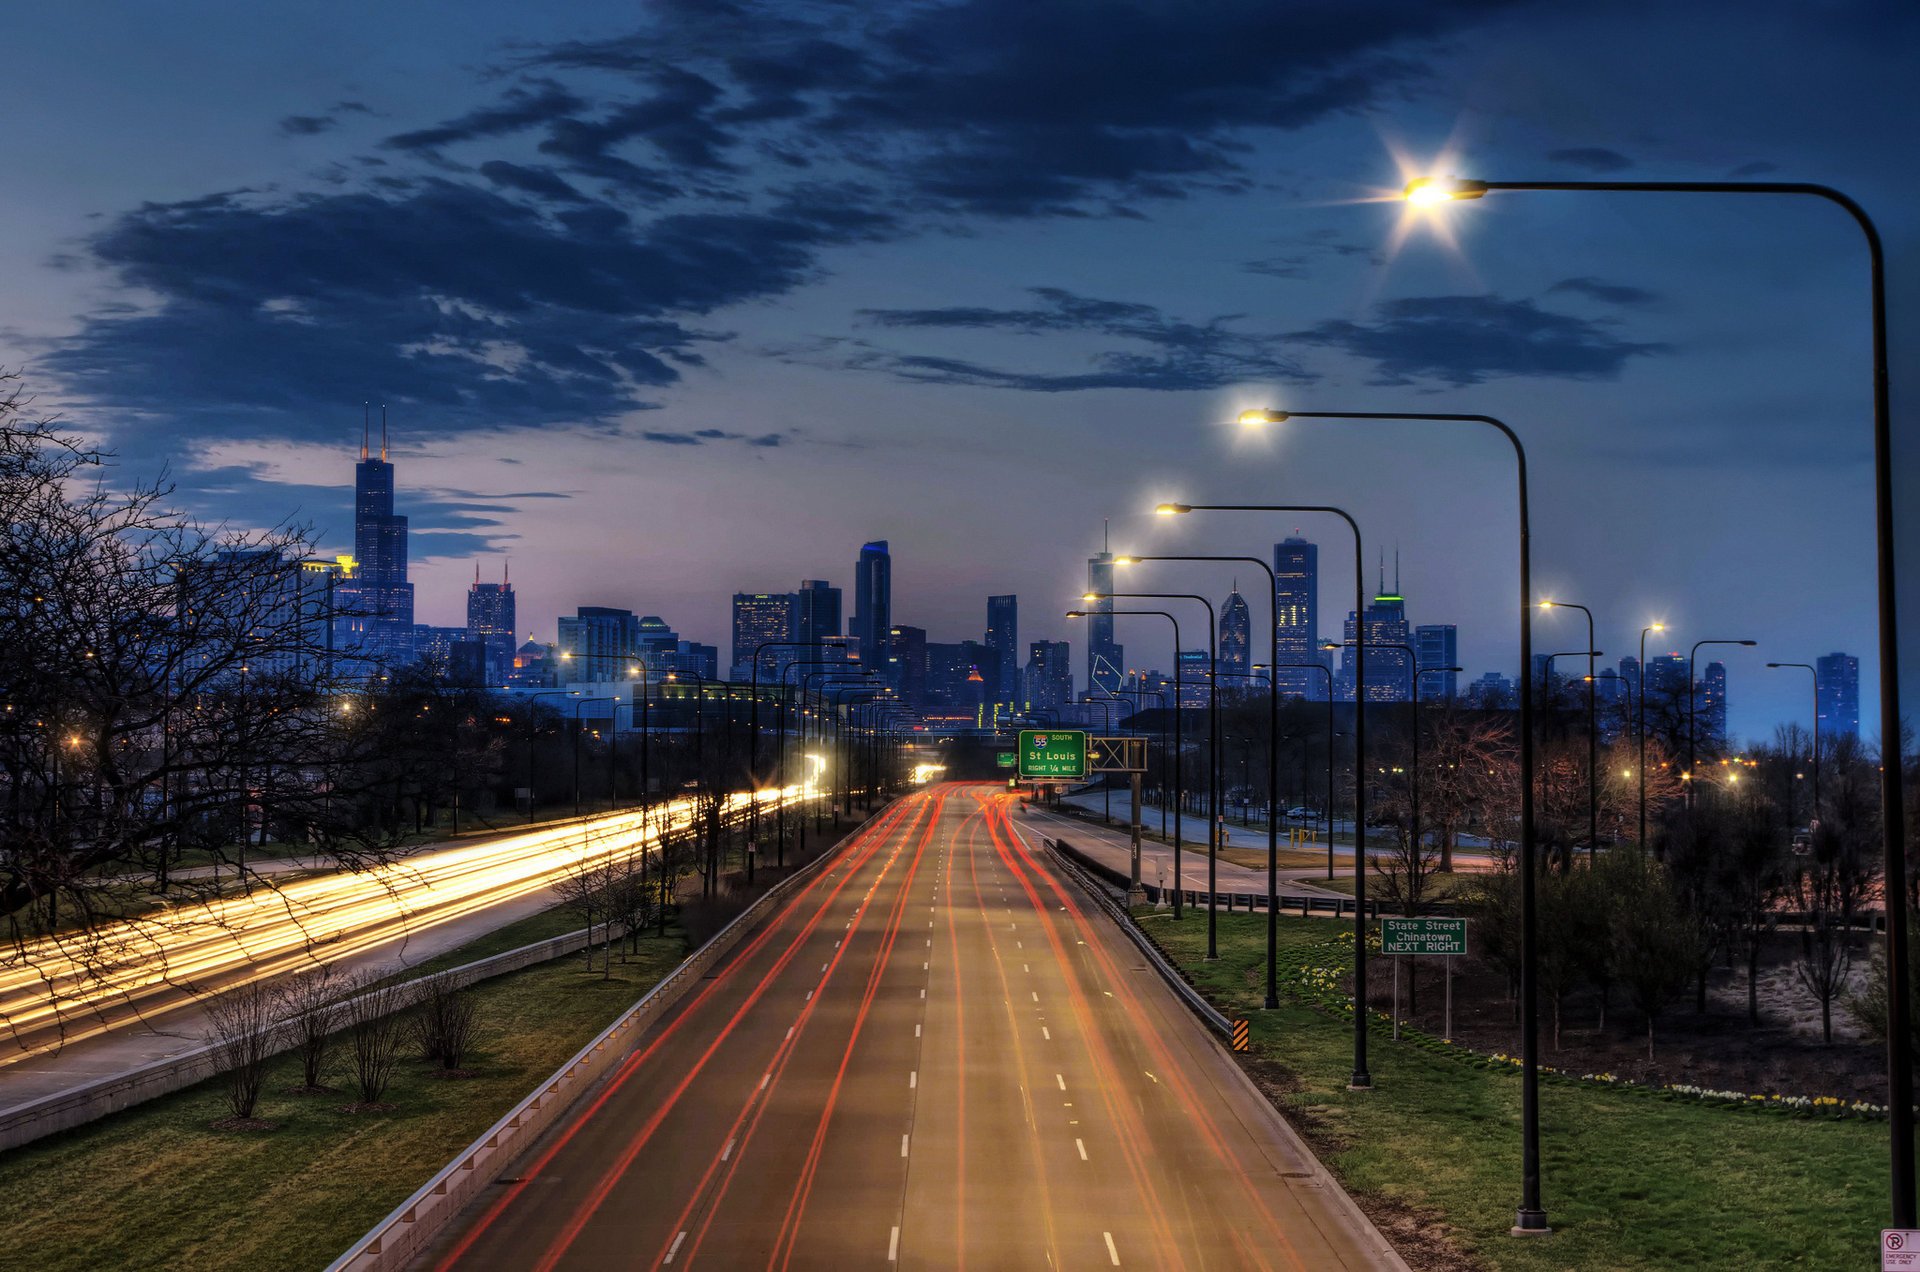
[1510,1209,1551,1236]
[1347,1073,1372,1091]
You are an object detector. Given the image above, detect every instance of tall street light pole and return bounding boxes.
[1235,406,1542,1233]
[1269,662,1337,878]
[1090,587,1205,956]
[749,640,818,869]
[1768,662,1822,815]
[1638,623,1667,851]
[1151,504,1367,1057]
[571,697,615,817]
[1405,172,1911,1225]
[525,689,576,823]
[1687,639,1759,806]
[1540,601,1600,862]
[1071,608,1186,919]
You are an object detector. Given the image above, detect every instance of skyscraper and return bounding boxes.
[465,563,516,686]
[1177,648,1211,707]
[886,624,928,704]
[1025,640,1072,713]
[985,595,1018,705]
[1700,661,1728,749]
[1218,588,1251,681]
[1816,651,1861,741]
[1087,547,1122,694]
[731,593,796,680]
[558,606,641,680]
[1414,624,1458,700]
[851,541,892,667]
[1273,537,1322,699]
[339,410,414,665]
[1337,569,1411,702]
[795,580,842,646]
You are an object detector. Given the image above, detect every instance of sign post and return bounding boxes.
[1381,917,1468,1040]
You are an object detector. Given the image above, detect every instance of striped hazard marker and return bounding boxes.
[1230,1019,1250,1052]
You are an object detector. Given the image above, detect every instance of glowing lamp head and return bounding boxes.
[1404,176,1488,204]
[1237,408,1288,426]
[1113,555,1139,566]
[1651,622,1666,633]
[1065,610,1085,619]
[1152,504,1190,517]
[1082,592,1102,602]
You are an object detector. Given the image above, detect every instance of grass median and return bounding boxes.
[1137,907,1886,1271]
[0,917,688,1272]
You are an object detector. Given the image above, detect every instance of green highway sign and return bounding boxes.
[994,752,1017,769]
[1380,917,1468,956]
[1018,729,1088,780]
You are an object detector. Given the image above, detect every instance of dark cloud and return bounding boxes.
[1547,276,1660,306]
[1547,146,1634,173]
[278,101,372,137]
[383,81,586,152]
[478,160,588,203]
[46,179,894,447]
[641,428,784,447]
[846,287,1308,392]
[1289,294,1669,386]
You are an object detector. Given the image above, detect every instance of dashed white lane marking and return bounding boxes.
[786,1026,794,1040]
[1016,941,1023,949]
[722,1138,735,1161]
[1076,1138,1089,1161]
[760,1073,770,1090]
[900,1133,911,1158]
[805,990,813,1001]
[1041,1026,1051,1041]
[1056,1073,1066,1090]
[1023,964,1029,973]
[910,1071,917,1089]
[821,963,829,972]
[1104,1232,1121,1265]
[920,988,926,999]
[915,1023,922,1038]
[888,1226,900,1262]
[665,1231,688,1264]
[1031,991,1040,1003]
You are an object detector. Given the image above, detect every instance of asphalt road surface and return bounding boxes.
[431,783,1396,1271]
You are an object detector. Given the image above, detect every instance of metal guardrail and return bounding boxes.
[324,804,890,1272]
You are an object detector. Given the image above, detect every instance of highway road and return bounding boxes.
[432,782,1398,1271]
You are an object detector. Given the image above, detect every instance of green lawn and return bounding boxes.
[0,924,688,1272]
[1138,908,1888,1271]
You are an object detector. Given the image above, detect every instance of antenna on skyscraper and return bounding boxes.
[1103,518,1109,554]
[1395,547,1401,595]
[504,558,510,586]
[1378,550,1386,595]
[380,404,388,462]
[361,402,369,461]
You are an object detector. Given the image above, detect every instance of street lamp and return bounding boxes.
[1151,502,1368,1055]
[1235,404,1542,1231]
[1090,587,1221,956]
[1767,662,1821,815]
[1688,639,1758,808]
[1070,607,1188,919]
[1404,170,1912,1225]
[1540,600,1601,862]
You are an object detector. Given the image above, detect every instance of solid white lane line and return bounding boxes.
[888,1226,900,1262]
[665,1231,688,1264]
[1076,1138,1088,1161]
[1104,1232,1121,1265]
[722,1138,735,1161]
[900,1133,910,1157]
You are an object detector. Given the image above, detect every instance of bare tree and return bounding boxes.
[277,964,344,1093]
[410,976,482,1074]
[1609,850,1698,1062]
[202,980,278,1126]
[339,971,409,1107]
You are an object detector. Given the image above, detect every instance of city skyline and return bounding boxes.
[2,4,1912,743]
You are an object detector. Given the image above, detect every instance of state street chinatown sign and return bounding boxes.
[1380,917,1468,956]
[994,752,1017,769]
[1017,729,1088,780]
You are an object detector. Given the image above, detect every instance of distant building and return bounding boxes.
[887,624,928,704]
[985,595,1018,706]
[1816,651,1861,742]
[1414,624,1458,700]
[411,624,469,672]
[1467,672,1516,709]
[335,413,414,667]
[1700,661,1728,749]
[558,606,641,681]
[1087,549,1122,694]
[1272,537,1323,699]
[1643,652,1690,713]
[1338,573,1411,702]
[1024,640,1072,713]
[465,564,516,685]
[1218,588,1251,680]
[795,580,842,646]
[1176,649,1211,708]
[509,637,555,687]
[731,592,796,681]
[851,541,892,667]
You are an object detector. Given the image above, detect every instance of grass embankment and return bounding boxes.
[1138,908,1885,1271]
[1309,871,1475,902]
[0,917,687,1272]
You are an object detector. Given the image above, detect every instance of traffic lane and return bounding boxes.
[998,797,1392,1270]
[431,794,928,1271]
[680,790,958,1269]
